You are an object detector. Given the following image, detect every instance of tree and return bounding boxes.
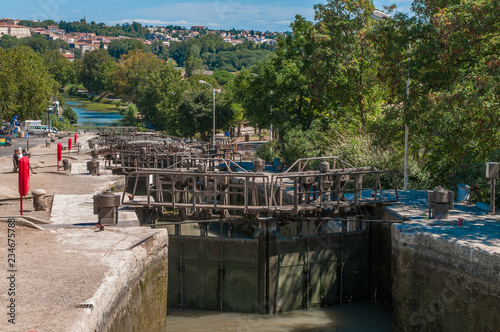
[307,0,382,131]
[212,70,234,86]
[44,50,76,87]
[0,47,58,121]
[109,50,164,103]
[107,38,147,59]
[123,104,139,126]
[62,107,78,124]
[372,0,500,184]
[184,47,204,78]
[175,89,234,139]
[78,49,116,93]
[134,64,186,132]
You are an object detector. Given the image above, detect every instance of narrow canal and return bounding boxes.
[63,94,124,127]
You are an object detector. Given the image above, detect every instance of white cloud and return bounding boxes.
[127,2,314,30]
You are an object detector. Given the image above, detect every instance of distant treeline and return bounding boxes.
[19,19,148,38]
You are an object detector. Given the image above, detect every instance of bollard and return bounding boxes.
[32,189,47,211]
[93,190,121,225]
[87,160,100,175]
[45,140,50,147]
[197,162,207,173]
[319,161,330,173]
[428,186,454,219]
[253,157,265,173]
[62,159,70,171]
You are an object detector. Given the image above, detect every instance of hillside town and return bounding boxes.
[0,17,281,60]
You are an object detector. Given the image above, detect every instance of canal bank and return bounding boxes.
[384,191,500,331]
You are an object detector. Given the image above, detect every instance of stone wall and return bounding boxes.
[70,230,169,332]
[104,251,169,332]
[392,226,500,331]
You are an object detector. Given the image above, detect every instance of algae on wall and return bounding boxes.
[392,228,500,332]
[105,251,169,332]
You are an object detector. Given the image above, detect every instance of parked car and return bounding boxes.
[26,125,57,135]
[0,135,12,146]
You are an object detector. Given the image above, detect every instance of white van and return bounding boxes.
[26,125,57,135]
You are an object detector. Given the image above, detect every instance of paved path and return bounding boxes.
[386,190,500,254]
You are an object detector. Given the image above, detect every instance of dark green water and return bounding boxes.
[167,302,392,331]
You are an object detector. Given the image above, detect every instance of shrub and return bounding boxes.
[62,107,78,124]
[67,84,79,95]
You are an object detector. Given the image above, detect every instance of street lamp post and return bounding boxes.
[199,80,216,148]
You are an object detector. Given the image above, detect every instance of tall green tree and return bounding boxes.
[175,89,234,139]
[134,64,186,132]
[373,0,500,182]
[308,0,382,131]
[107,38,147,59]
[109,50,164,103]
[184,47,204,78]
[78,49,116,93]
[0,47,58,121]
[44,50,76,87]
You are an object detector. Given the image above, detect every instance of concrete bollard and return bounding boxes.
[87,160,99,175]
[62,159,70,171]
[32,189,47,211]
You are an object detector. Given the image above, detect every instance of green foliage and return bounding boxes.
[184,47,204,77]
[0,47,58,121]
[447,149,500,204]
[212,70,234,86]
[168,34,276,71]
[57,20,148,38]
[107,38,147,59]
[282,126,321,165]
[123,103,140,126]
[256,140,281,163]
[62,107,78,124]
[324,135,431,190]
[0,34,70,56]
[43,50,76,87]
[109,50,165,103]
[50,114,73,131]
[175,89,234,139]
[187,74,220,89]
[78,49,116,93]
[67,84,79,95]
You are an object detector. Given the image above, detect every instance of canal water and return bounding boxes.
[167,302,392,331]
[63,95,123,127]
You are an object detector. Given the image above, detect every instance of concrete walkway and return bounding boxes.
[50,194,140,227]
[386,190,500,254]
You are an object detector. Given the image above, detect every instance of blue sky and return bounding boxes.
[5,0,412,31]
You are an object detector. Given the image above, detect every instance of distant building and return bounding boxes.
[0,18,20,25]
[62,53,75,62]
[0,23,30,38]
